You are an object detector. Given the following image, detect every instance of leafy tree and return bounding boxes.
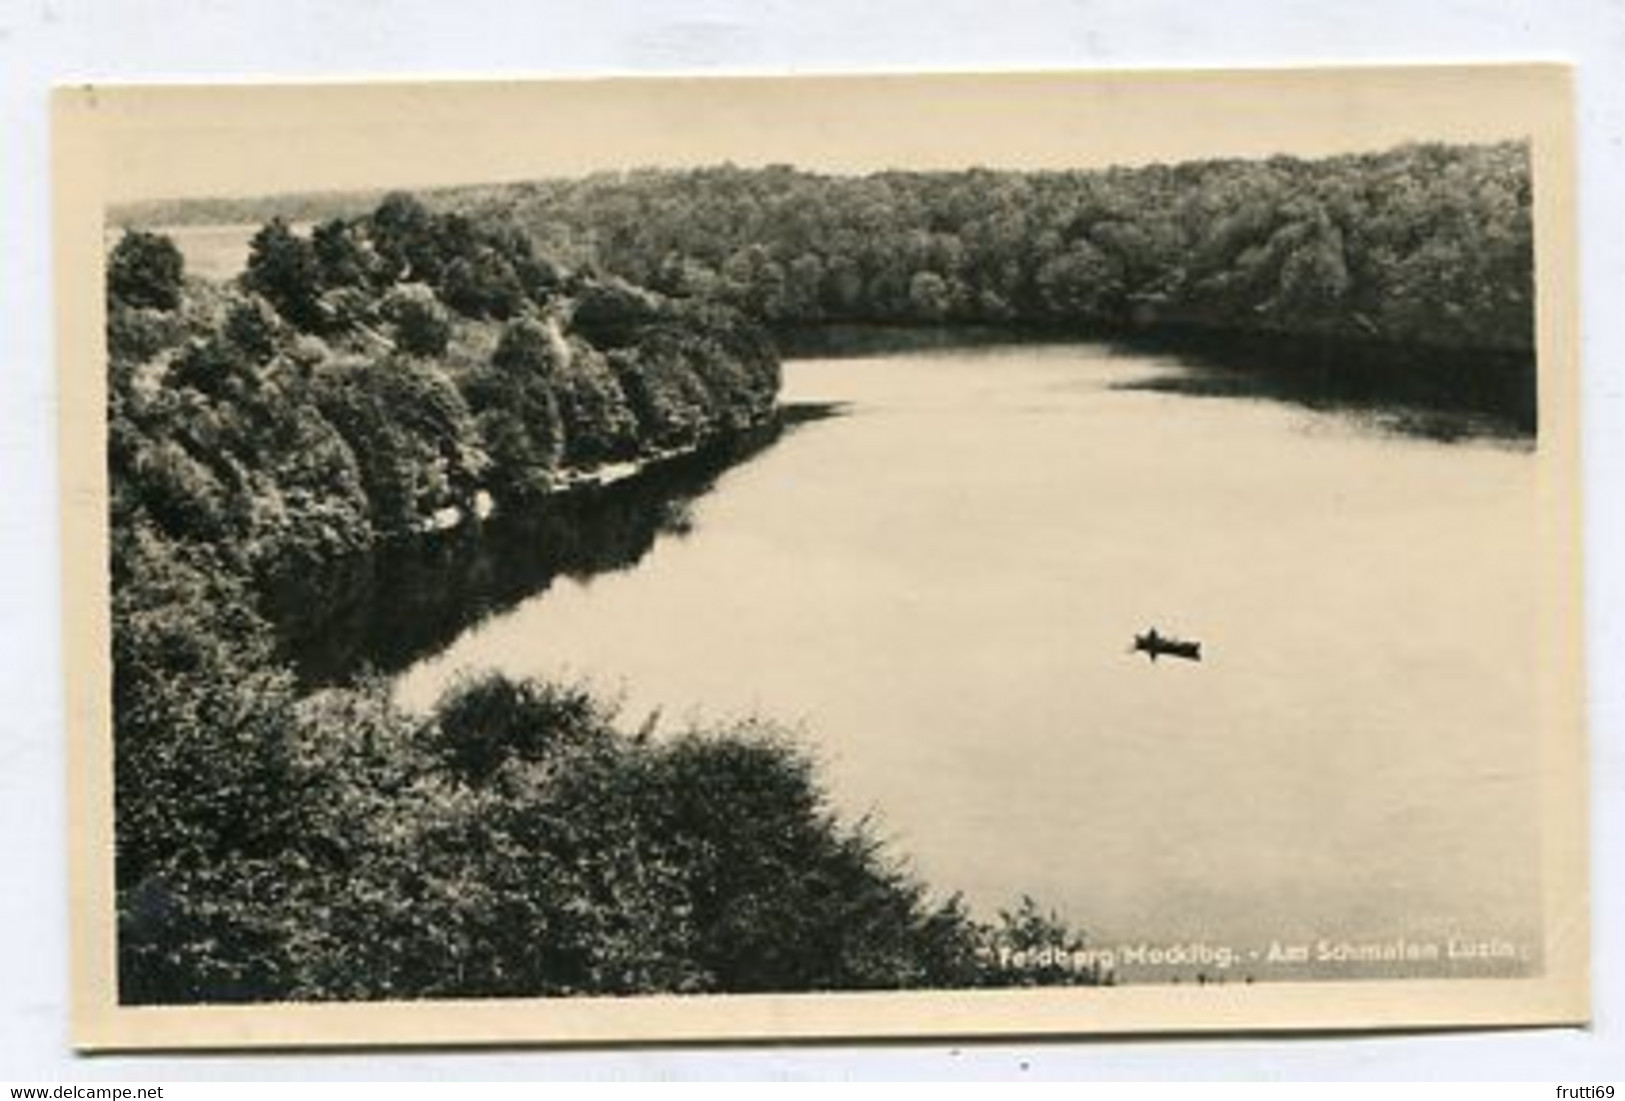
[1035,238,1123,323]
[168,334,256,402]
[492,316,566,377]
[381,283,452,357]
[440,247,527,320]
[972,895,1107,987]
[458,318,570,502]
[367,191,441,284]
[570,278,665,348]
[224,294,286,364]
[312,218,382,290]
[907,270,953,322]
[314,356,486,533]
[551,339,639,466]
[243,218,324,332]
[108,230,186,311]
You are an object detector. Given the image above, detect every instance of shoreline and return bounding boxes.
[775,321,1536,439]
[417,407,783,535]
[269,407,807,687]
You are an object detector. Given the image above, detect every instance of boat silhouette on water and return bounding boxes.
[1132,628,1202,663]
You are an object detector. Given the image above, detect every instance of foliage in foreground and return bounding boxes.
[117,663,1102,1002]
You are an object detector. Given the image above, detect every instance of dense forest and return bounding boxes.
[451,143,1534,354]
[107,196,1100,1002]
[121,141,1536,386]
[119,140,1537,431]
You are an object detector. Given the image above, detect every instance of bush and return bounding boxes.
[431,674,607,781]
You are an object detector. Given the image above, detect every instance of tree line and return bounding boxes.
[441,142,1534,357]
[117,141,1536,358]
[109,192,779,581]
[117,142,1537,428]
[106,196,1103,1002]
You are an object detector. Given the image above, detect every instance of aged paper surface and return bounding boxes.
[57,65,1587,1049]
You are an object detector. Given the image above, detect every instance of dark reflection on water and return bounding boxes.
[265,404,842,687]
[775,323,1059,359]
[1108,330,1536,443]
[784,322,1538,443]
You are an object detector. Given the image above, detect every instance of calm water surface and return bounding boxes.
[394,344,1541,975]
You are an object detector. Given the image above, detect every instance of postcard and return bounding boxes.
[56,65,1587,1048]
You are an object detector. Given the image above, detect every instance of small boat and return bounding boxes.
[1132,628,1201,663]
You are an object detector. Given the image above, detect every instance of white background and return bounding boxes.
[2,0,1621,1081]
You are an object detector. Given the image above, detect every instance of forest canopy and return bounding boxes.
[120,141,1536,354]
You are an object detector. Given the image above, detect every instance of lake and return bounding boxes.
[359,341,1540,982]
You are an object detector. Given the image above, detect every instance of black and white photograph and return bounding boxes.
[55,66,1587,1048]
